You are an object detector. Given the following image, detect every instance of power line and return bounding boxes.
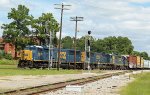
[70,16,84,69]
[54,3,71,71]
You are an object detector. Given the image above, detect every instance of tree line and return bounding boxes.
[62,36,150,60]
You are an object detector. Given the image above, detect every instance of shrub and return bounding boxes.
[0,50,5,59]
[4,53,13,60]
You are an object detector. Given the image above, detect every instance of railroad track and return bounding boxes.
[1,70,132,95]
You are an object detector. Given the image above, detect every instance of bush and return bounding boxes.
[0,50,13,60]
[0,50,5,59]
[4,53,13,60]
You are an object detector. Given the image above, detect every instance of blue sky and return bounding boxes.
[1,0,150,55]
[129,2,150,7]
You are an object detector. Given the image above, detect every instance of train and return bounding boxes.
[18,45,149,70]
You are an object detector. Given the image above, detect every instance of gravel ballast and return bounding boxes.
[41,73,135,95]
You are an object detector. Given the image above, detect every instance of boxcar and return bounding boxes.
[136,56,141,68]
[128,55,137,68]
[144,60,150,69]
[140,57,144,68]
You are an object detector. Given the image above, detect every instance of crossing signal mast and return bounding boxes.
[88,31,91,72]
[85,31,91,72]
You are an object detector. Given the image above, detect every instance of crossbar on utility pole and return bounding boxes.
[54,3,71,71]
[70,16,84,69]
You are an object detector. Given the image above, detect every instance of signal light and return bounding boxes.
[88,31,91,35]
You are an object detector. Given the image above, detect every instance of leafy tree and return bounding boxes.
[1,5,33,58]
[132,51,141,56]
[94,36,134,54]
[31,13,59,46]
[103,36,118,53]
[76,36,85,51]
[116,36,133,54]
[93,39,105,52]
[132,51,149,60]
[140,52,149,60]
[62,36,73,49]
[76,36,95,51]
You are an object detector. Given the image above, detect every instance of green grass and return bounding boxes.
[0,65,102,76]
[120,72,150,95]
[0,59,18,65]
[0,65,81,76]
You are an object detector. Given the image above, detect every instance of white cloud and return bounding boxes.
[0,0,11,6]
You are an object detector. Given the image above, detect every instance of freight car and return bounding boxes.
[143,60,150,69]
[128,55,137,69]
[128,55,144,69]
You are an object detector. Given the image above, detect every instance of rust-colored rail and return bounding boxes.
[1,71,132,95]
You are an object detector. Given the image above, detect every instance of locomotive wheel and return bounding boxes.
[18,60,23,68]
[28,61,33,69]
[19,62,25,68]
[17,63,21,68]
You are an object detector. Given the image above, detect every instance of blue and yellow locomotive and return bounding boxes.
[18,45,129,69]
[18,45,49,68]
[18,45,83,69]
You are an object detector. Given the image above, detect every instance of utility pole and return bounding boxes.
[54,3,71,71]
[70,16,83,69]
